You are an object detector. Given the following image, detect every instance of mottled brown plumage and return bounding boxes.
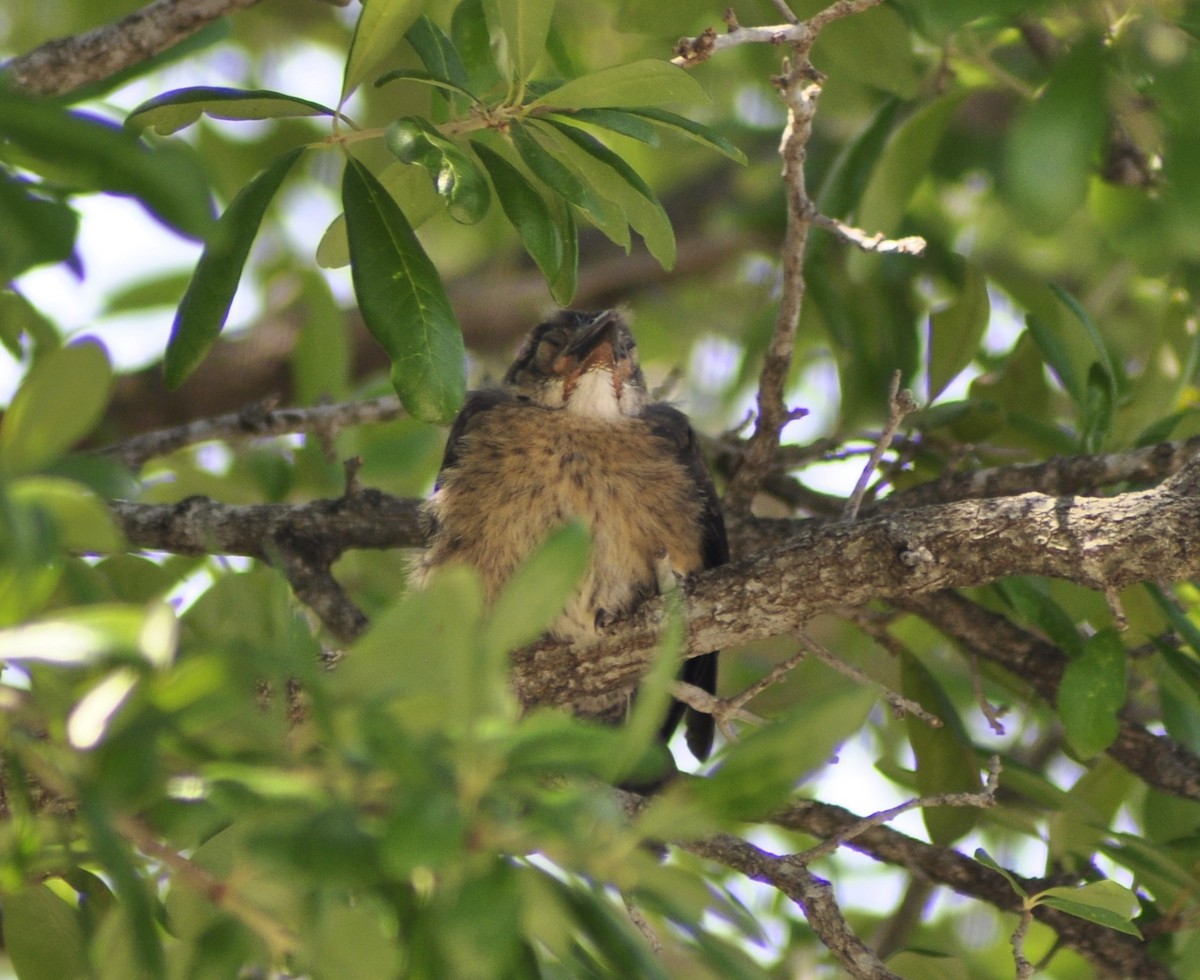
[413,310,727,761]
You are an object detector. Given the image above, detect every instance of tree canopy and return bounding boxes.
[4,0,1200,977]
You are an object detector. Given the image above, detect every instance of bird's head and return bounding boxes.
[504,310,648,418]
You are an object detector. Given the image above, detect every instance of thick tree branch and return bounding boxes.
[2,0,263,98]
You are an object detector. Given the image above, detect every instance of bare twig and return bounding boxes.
[98,396,406,470]
[3,0,264,98]
[798,634,942,727]
[810,212,927,255]
[1012,907,1036,979]
[796,756,1000,864]
[670,680,765,742]
[969,653,1007,736]
[842,372,918,521]
[623,895,663,954]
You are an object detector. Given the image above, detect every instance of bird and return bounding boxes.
[412,309,728,764]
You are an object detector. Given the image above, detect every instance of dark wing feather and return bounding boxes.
[641,403,728,761]
[436,388,514,485]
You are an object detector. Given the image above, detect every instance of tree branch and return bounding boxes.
[2,0,264,98]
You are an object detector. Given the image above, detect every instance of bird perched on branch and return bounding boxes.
[413,309,728,763]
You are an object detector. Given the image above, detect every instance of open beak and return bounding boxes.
[553,311,623,395]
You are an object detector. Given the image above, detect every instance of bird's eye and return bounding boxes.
[535,330,567,366]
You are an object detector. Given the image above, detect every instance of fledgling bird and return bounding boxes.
[413,309,728,762]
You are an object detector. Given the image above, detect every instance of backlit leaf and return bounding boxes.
[929,258,990,401]
[482,0,556,82]
[342,0,426,102]
[125,86,338,135]
[531,60,708,110]
[1058,628,1126,759]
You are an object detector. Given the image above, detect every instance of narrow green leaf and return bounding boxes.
[531,60,708,110]
[510,122,629,249]
[994,578,1084,658]
[481,0,556,82]
[342,0,427,102]
[1026,312,1084,405]
[471,139,564,287]
[452,0,504,93]
[623,107,745,163]
[816,97,903,218]
[1058,628,1127,759]
[901,649,983,845]
[1035,894,1142,937]
[374,68,479,103]
[3,885,88,980]
[1146,583,1200,660]
[1038,880,1140,920]
[385,116,491,224]
[546,108,661,145]
[164,147,304,388]
[973,848,1029,898]
[125,86,339,135]
[1080,361,1115,453]
[539,118,675,268]
[1051,282,1121,397]
[0,94,214,239]
[342,158,466,422]
[929,259,990,401]
[406,15,472,91]
[551,200,579,304]
[0,339,111,474]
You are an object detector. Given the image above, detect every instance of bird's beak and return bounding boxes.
[553,311,623,392]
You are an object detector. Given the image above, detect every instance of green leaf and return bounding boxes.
[1036,891,1142,937]
[1026,313,1084,405]
[973,848,1029,898]
[164,147,304,388]
[531,59,708,110]
[1080,361,1115,453]
[855,93,965,239]
[0,94,214,239]
[1146,583,1200,661]
[621,107,745,163]
[1038,880,1140,919]
[901,650,983,845]
[8,476,123,552]
[1058,628,1127,759]
[452,0,503,93]
[385,116,491,224]
[550,199,579,304]
[342,0,427,102]
[539,118,676,268]
[0,169,79,282]
[485,522,590,657]
[406,15,473,94]
[994,578,1084,658]
[3,884,88,980]
[1005,39,1108,232]
[0,339,111,474]
[0,603,171,667]
[510,122,629,250]
[374,68,479,104]
[471,139,565,288]
[481,0,556,82]
[125,86,339,135]
[928,258,990,401]
[342,158,466,422]
[546,108,661,145]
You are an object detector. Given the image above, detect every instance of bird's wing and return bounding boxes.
[641,403,728,761]
[436,388,515,485]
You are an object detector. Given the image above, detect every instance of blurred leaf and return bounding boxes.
[471,139,565,289]
[342,157,466,423]
[312,901,402,980]
[901,650,983,845]
[928,258,989,402]
[532,59,707,110]
[539,118,676,268]
[510,122,629,249]
[0,602,170,666]
[1050,282,1121,397]
[291,270,351,404]
[0,93,214,239]
[164,147,304,388]
[816,97,903,218]
[1004,39,1108,232]
[103,270,193,314]
[0,339,112,474]
[125,86,338,135]
[3,884,88,980]
[0,288,59,357]
[1080,361,1115,453]
[1146,583,1200,661]
[550,198,579,304]
[1058,628,1126,759]
[341,0,426,101]
[855,93,965,240]
[1026,313,1084,406]
[818,4,920,99]
[0,169,78,283]
[481,0,555,82]
[385,116,491,223]
[452,0,504,93]
[8,476,123,552]
[68,667,140,749]
[994,578,1084,658]
[485,522,590,657]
